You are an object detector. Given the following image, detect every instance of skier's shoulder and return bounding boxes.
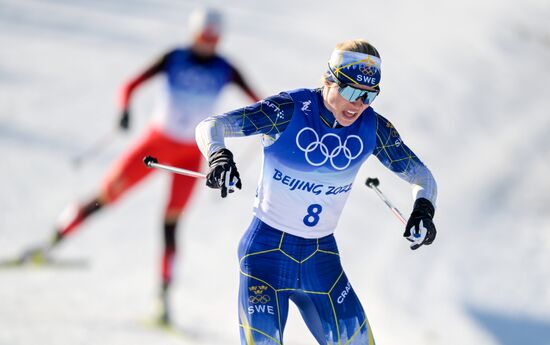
[371,109,400,136]
[211,52,231,66]
[151,47,187,68]
[257,91,297,121]
[284,88,318,102]
[163,46,188,57]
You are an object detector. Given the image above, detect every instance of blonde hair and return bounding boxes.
[334,39,380,58]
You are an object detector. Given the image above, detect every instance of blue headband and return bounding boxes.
[327,50,381,87]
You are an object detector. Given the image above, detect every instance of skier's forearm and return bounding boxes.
[408,165,438,206]
[118,54,167,110]
[196,115,239,158]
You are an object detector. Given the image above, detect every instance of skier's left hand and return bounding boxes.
[119,109,130,131]
[403,198,436,250]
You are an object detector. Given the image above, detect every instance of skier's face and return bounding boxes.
[323,82,374,127]
[191,30,220,57]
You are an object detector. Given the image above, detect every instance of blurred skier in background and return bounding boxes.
[195,39,437,344]
[22,7,260,325]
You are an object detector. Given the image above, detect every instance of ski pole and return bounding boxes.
[71,129,118,168]
[143,156,206,179]
[365,177,407,225]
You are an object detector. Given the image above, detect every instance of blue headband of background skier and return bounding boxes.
[327,50,382,88]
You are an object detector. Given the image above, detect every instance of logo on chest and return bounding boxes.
[175,66,221,91]
[295,127,363,170]
[301,100,312,113]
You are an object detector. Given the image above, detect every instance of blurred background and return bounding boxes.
[1,0,549,344]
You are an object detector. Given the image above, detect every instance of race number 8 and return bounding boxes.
[303,204,323,227]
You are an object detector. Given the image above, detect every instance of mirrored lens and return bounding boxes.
[339,85,366,101]
[338,85,378,104]
[362,90,378,104]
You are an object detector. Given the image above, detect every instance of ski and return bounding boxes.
[0,256,89,269]
[140,318,203,343]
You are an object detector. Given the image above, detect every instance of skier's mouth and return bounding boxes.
[342,109,359,119]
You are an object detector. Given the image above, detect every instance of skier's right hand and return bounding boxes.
[206,148,242,198]
[119,109,130,131]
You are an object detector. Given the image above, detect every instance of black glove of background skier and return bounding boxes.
[206,148,242,198]
[403,198,436,250]
[119,109,130,131]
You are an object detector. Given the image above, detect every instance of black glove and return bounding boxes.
[119,109,130,131]
[206,148,242,198]
[403,198,436,250]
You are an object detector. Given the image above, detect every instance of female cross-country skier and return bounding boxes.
[195,39,438,344]
[22,7,260,325]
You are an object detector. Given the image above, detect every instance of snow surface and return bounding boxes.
[1,0,550,344]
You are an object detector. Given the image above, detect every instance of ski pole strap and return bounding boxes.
[143,156,206,179]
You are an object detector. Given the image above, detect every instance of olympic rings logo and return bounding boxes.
[249,294,271,304]
[359,64,377,77]
[296,127,363,170]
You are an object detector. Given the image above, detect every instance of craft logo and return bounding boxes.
[337,281,352,304]
[262,100,285,120]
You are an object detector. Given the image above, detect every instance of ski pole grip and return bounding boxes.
[143,155,159,167]
[365,177,380,188]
